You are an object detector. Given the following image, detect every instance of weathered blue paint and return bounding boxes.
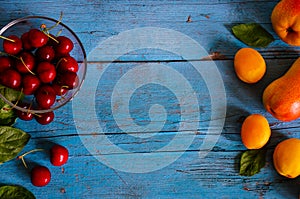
[0,0,300,198]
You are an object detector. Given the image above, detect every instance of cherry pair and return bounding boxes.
[16,106,54,125]
[18,144,69,187]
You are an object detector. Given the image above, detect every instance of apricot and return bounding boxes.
[234,48,266,83]
[273,138,300,178]
[271,0,300,46]
[241,114,271,149]
[263,57,300,122]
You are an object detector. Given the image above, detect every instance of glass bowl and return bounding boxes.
[0,16,87,114]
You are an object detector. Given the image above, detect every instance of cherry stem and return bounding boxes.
[58,85,69,101]
[56,29,63,37]
[43,11,63,32]
[24,101,40,117]
[56,57,67,69]
[0,35,15,43]
[17,148,44,169]
[61,85,69,90]
[26,101,33,114]
[31,105,41,117]
[32,112,42,117]
[40,11,63,42]
[20,57,35,75]
[13,88,23,108]
[49,33,59,43]
[40,23,59,43]
[29,97,43,117]
[0,51,19,59]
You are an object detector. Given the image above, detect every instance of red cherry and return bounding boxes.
[16,103,34,121]
[54,52,70,62]
[22,74,41,95]
[28,29,48,48]
[21,32,34,51]
[35,85,56,109]
[55,36,73,54]
[56,71,79,89]
[0,69,22,89]
[31,166,51,187]
[35,111,54,125]
[15,51,36,74]
[0,56,13,73]
[35,45,55,62]
[52,83,68,96]
[50,144,69,166]
[46,34,58,46]
[3,35,22,55]
[36,62,56,83]
[57,56,78,73]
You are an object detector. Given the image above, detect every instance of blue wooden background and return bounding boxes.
[1,0,300,198]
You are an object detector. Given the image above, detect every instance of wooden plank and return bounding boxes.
[5,59,298,198]
[14,59,300,134]
[7,59,299,198]
[1,143,299,198]
[0,0,298,61]
[0,1,300,198]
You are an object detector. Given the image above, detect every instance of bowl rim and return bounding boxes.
[0,15,87,114]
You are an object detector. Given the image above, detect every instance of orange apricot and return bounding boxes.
[273,138,300,178]
[234,48,266,83]
[241,114,271,149]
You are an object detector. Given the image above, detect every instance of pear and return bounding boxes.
[263,57,300,121]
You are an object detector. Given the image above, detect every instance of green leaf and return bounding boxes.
[0,84,24,102]
[239,149,267,176]
[0,117,17,126]
[0,101,17,126]
[0,85,22,126]
[0,126,30,164]
[0,185,35,199]
[232,23,274,47]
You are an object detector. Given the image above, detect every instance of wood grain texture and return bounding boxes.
[0,0,300,199]
[0,0,299,60]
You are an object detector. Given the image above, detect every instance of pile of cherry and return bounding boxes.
[0,27,79,125]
